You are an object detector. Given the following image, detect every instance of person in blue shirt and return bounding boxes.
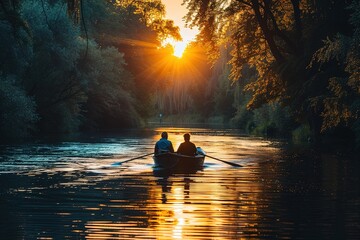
[154,132,174,155]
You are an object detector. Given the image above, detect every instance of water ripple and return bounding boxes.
[0,128,359,239]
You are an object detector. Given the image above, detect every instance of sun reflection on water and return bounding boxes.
[2,127,291,239]
[71,128,279,239]
[78,165,264,239]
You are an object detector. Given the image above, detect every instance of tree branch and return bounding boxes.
[264,0,298,55]
[250,0,285,62]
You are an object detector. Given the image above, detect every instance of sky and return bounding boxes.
[161,0,198,44]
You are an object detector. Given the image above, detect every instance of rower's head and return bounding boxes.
[183,133,191,142]
[161,132,168,139]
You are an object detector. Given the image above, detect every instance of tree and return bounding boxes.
[115,0,181,42]
[310,2,360,147]
[82,0,181,119]
[184,0,354,142]
[1,0,185,140]
[20,0,86,133]
[79,43,139,129]
[0,75,38,141]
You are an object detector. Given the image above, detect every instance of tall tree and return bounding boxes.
[310,2,360,146]
[82,0,181,118]
[184,0,353,142]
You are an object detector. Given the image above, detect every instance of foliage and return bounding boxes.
[0,75,38,141]
[0,16,32,76]
[20,0,86,133]
[310,2,360,130]
[79,43,139,129]
[205,45,294,136]
[212,53,236,119]
[20,0,142,132]
[82,0,182,119]
[115,0,181,42]
[252,103,293,137]
[2,0,357,149]
[0,0,155,141]
[310,2,360,147]
[291,124,312,143]
[0,0,30,37]
[184,0,356,144]
[232,92,294,137]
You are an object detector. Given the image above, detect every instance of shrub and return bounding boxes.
[0,76,38,141]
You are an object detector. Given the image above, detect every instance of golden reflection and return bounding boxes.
[82,168,265,239]
[146,170,263,239]
[80,128,281,239]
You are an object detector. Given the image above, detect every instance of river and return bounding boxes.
[0,127,359,239]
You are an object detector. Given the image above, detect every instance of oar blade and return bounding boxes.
[112,152,153,166]
[206,155,243,167]
[226,161,242,167]
[111,162,123,166]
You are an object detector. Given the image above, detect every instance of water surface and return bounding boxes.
[0,128,359,239]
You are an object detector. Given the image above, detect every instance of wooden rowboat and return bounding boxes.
[153,152,205,171]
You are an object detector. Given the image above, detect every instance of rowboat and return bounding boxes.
[153,152,205,171]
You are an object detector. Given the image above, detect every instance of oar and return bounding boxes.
[205,155,243,167]
[112,152,153,166]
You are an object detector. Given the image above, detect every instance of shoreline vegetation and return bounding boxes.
[1,1,359,154]
[146,113,356,154]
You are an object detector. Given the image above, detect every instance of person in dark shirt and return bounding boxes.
[177,133,197,156]
[154,132,174,155]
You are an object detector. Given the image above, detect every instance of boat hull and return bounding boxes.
[153,153,205,171]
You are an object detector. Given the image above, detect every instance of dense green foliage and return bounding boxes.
[0,75,38,140]
[0,0,179,141]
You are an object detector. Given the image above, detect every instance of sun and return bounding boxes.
[173,41,188,58]
[161,22,198,58]
[162,38,189,58]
